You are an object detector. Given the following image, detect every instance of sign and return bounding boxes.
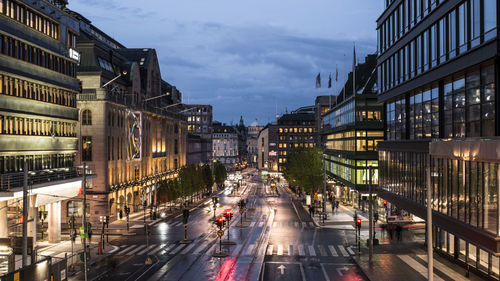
[269,143,276,146]
[269,151,277,157]
[61,269,66,280]
[80,226,87,239]
[239,209,244,214]
[69,48,81,63]
[217,230,224,237]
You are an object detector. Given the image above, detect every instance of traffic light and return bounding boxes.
[216,217,225,229]
[383,200,387,207]
[224,210,233,220]
[356,218,362,229]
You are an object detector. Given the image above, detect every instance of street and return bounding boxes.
[66,170,366,281]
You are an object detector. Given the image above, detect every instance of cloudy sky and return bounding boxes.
[68,0,383,125]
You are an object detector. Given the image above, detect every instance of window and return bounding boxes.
[82,136,92,161]
[484,0,497,40]
[448,10,456,59]
[67,201,89,218]
[82,109,92,125]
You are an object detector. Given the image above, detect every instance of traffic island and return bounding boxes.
[212,252,229,258]
[180,239,193,244]
[221,240,236,245]
[235,224,249,228]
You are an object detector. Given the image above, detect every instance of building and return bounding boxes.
[68,12,186,225]
[235,116,248,164]
[257,108,316,174]
[314,96,336,147]
[321,54,383,210]
[183,104,212,164]
[186,133,202,165]
[212,122,238,168]
[247,119,263,167]
[377,0,499,278]
[0,0,85,250]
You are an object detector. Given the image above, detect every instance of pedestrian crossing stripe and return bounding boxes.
[193,240,210,255]
[137,244,155,255]
[264,244,354,257]
[169,244,185,255]
[128,245,147,255]
[268,221,316,228]
[150,244,168,255]
[163,244,176,254]
[117,245,136,255]
[181,242,198,255]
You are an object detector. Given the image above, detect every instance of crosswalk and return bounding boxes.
[270,221,316,228]
[265,244,354,257]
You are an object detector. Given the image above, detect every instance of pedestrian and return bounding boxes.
[335,201,339,211]
[396,225,402,241]
[387,224,393,240]
[88,228,93,243]
[119,209,123,219]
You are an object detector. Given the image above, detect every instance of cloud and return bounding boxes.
[68,0,379,124]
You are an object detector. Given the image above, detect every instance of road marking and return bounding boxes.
[298,245,305,256]
[308,245,316,256]
[117,245,136,255]
[289,245,294,256]
[193,240,210,255]
[162,243,177,254]
[245,244,255,256]
[249,222,255,227]
[398,255,445,281]
[267,245,274,255]
[328,245,338,257]
[150,244,167,255]
[277,245,283,256]
[181,241,198,255]
[347,246,355,255]
[338,245,349,257]
[232,244,243,255]
[417,255,469,281]
[128,245,147,255]
[137,244,156,255]
[108,245,120,254]
[318,245,327,256]
[170,244,185,255]
[259,221,265,227]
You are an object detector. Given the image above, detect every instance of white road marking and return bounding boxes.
[162,244,176,254]
[181,241,197,255]
[193,241,210,255]
[150,244,167,255]
[117,245,136,255]
[328,245,338,257]
[128,245,147,255]
[398,255,445,281]
[417,255,469,281]
[288,245,294,256]
[347,246,355,255]
[298,245,305,256]
[245,244,255,256]
[277,245,283,256]
[338,245,349,257]
[318,245,328,256]
[249,222,255,227]
[137,244,156,255]
[308,245,316,256]
[266,245,274,256]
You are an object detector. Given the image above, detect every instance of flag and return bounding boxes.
[315,73,321,88]
[328,73,332,88]
[353,43,356,95]
[335,66,338,81]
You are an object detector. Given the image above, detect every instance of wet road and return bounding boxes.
[82,170,367,281]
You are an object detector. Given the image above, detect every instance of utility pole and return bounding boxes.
[368,179,373,263]
[427,156,433,281]
[82,163,88,281]
[323,155,327,225]
[22,160,28,267]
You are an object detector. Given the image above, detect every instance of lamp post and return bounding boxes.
[322,154,327,225]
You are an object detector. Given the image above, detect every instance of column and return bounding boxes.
[27,195,37,246]
[47,201,61,243]
[0,200,8,238]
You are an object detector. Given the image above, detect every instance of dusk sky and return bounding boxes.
[68,0,384,125]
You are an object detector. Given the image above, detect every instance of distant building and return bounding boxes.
[183,104,212,164]
[314,96,336,147]
[212,122,238,168]
[186,133,202,165]
[247,120,263,167]
[257,108,316,173]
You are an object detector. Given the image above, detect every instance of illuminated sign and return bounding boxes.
[269,151,277,157]
[69,48,80,63]
[127,110,142,160]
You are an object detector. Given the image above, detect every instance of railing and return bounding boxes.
[0,165,96,191]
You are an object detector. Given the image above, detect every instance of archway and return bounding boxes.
[109,198,115,217]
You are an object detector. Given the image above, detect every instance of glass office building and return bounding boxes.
[322,54,384,210]
[377,0,500,278]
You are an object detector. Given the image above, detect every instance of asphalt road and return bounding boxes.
[73,170,367,281]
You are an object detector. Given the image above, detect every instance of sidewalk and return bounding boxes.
[306,201,486,281]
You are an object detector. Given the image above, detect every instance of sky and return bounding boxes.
[68,0,384,125]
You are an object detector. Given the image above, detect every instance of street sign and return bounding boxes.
[217,230,224,237]
[80,226,87,239]
[239,209,244,214]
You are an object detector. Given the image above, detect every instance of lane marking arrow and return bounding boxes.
[277,265,286,275]
[336,266,349,276]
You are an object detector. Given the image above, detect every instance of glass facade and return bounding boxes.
[378,0,497,93]
[385,62,495,140]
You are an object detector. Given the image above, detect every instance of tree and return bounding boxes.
[202,164,214,193]
[283,147,323,194]
[213,161,228,189]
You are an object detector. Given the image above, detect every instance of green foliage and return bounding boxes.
[283,147,323,194]
[202,164,214,191]
[213,161,228,187]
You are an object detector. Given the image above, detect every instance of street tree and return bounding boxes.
[283,147,323,194]
[213,161,228,189]
[202,164,214,193]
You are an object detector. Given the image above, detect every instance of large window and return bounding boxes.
[82,110,92,125]
[82,136,92,161]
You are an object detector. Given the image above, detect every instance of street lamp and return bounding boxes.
[102,71,128,88]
